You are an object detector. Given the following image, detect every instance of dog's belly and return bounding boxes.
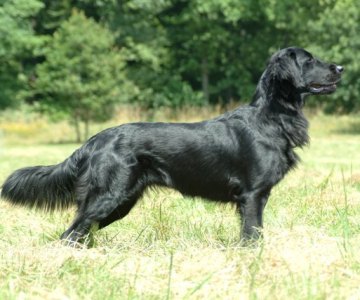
[152,159,243,203]
[172,175,233,202]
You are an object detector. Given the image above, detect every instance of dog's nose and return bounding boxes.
[330,64,344,74]
[336,65,344,73]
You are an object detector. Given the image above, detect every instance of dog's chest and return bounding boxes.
[251,140,300,188]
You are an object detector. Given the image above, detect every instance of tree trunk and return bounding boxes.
[84,118,90,142]
[73,113,82,143]
[201,57,210,104]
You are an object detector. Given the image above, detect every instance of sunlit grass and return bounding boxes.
[0,108,360,299]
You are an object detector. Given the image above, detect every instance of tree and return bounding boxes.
[74,0,357,111]
[34,0,72,34]
[106,0,284,106]
[159,0,269,104]
[305,0,360,112]
[34,0,113,34]
[34,11,136,142]
[0,0,44,110]
[103,0,205,110]
[2,0,358,116]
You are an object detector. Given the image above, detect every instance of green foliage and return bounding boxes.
[138,76,204,109]
[1,0,360,116]
[34,0,72,34]
[34,11,136,141]
[105,0,269,106]
[0,0,44,110]
[155,0,266,104]
[306,0,360,113]
[104,1,206,109]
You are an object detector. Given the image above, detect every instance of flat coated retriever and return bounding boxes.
[1,47,343,244]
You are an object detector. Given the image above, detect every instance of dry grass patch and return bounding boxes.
[1,112,360,299]
[1,210,359,299]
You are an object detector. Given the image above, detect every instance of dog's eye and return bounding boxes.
[307,57,315,63]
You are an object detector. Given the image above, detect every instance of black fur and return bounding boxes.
[1,47,343,244]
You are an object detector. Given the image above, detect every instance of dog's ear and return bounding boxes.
[272,49,304,90]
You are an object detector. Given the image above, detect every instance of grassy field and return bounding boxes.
[0,108,360,299]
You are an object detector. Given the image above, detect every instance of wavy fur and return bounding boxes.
[1,153,80,211]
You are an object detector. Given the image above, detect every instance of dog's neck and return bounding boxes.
[251,70,307,111]
[250,74,309,148]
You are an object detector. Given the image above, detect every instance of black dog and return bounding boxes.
[1,47,343,244]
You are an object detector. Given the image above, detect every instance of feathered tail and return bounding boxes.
[1,152,80,211]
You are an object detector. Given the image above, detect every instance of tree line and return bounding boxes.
[0,0,359,141]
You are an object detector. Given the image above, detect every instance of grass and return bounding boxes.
[0,107,360,299]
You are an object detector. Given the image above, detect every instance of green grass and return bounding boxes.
[1,111,360,299]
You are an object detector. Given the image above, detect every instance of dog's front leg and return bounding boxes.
[237,189,270,244]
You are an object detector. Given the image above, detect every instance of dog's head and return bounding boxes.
[269,47,343,96]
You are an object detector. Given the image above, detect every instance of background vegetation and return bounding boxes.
[0,0,359,140]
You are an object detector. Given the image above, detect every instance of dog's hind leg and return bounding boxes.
[60,179,145,244]
[59,195,116,244]
[60,190,130,244]
[59,149,152,245]
[60,214,94,244]
[97,178,147,229]
[97,198,138,230]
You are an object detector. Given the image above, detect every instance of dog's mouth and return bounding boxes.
[308,81,340,94]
